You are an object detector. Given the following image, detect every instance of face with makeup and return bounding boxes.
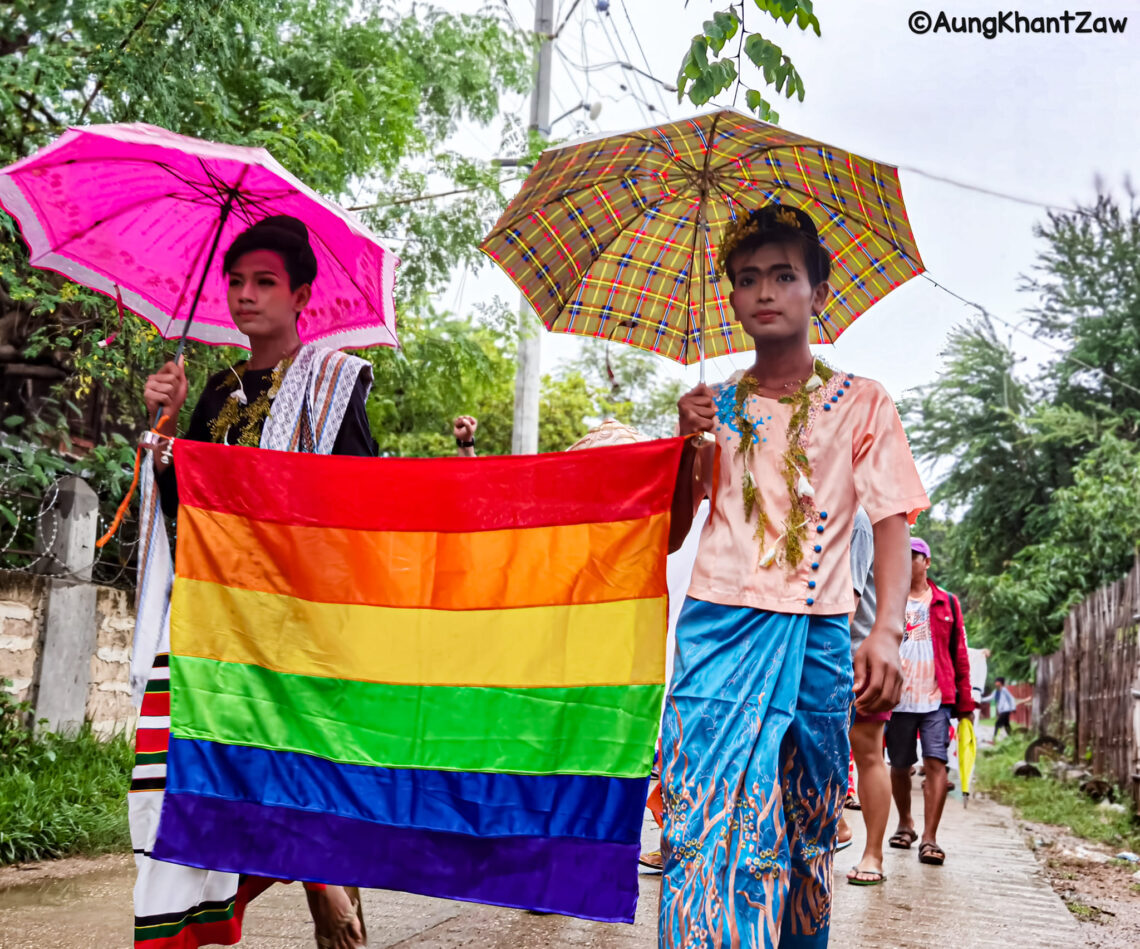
[726,240,831,346]
[226,249,311,341]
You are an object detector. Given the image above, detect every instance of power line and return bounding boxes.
[620,0,670,112]
[554,0,584,37]
[554,48,678,91]
[596,14,653,123]
[919,273,1140,398]
[899,165,1087,215]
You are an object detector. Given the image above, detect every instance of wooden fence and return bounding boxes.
[1033,557,1140,808]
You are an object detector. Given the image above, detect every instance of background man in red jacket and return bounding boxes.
[884,537,975,866]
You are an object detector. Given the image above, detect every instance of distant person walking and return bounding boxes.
[981,676,1028,741]
[884,537,974,867]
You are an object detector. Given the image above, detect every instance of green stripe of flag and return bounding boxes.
[170,655,661,777]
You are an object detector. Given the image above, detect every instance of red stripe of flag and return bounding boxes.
[174,438,684,533]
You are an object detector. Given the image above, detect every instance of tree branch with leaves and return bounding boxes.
[676,0,819,121]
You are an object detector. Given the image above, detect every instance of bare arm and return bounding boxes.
[852,513,909,712]
[670,384,717,552]
[142,357,188,473]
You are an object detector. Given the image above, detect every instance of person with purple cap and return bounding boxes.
[884,536,975,866]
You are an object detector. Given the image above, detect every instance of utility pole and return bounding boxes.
[511,0,555,455]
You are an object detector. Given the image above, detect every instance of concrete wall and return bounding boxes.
[0,568,136,734]
[0,571,46,704]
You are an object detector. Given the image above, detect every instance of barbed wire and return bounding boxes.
[0,464,139,589]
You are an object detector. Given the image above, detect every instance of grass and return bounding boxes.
[0,684,133,865]
[1065,901,1103,921]
[974,734,1140,853]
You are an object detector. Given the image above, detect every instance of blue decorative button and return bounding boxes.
[808,581,816,589]
[811,562,819,570]
[830,396,838,403]
[843,380,851,388]
[816,525,825,534]
[823,404,831,411]
[806,597,815,606]
[820,511,828,520]
[836,389,844,397]
[814,545,822,553]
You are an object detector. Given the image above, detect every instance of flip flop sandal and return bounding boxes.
[835,838,854,853]
[844,795,862,811]
[918,842,946,866]
[846,868,886,887]
[639,850,664,872]
[888,829,918,849]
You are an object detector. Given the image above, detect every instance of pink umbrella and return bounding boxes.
[0,123,399,352]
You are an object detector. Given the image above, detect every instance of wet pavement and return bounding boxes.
[0,789,1080,948]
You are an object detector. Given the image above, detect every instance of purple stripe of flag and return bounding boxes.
[153,792,641,923]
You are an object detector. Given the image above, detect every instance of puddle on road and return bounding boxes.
[0,862,133,909]
[0,864,133,949]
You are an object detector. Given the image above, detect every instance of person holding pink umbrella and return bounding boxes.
[1,123,411,949]
[134,216,374,949]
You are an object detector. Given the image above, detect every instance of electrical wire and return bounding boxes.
[555,49,677,91]
[900,166,1087,216]
[619,0,671,111]
[597,14,653,123]
[920,273,1140,398]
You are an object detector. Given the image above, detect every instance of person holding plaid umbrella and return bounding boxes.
[662,205,928,947]
[481,109,932,946]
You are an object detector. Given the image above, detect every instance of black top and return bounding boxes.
[157,362,375,517]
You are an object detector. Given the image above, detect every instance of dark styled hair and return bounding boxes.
[995,676,1006,685]
[718,204,831,288]
[222,215,317,290]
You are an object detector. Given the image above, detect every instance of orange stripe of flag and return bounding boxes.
[175,507,668,610]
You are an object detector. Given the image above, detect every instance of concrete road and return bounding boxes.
[0,789,1080,948]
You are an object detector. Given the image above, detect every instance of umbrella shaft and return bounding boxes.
[152,182,243,428]
[179,189,239,350]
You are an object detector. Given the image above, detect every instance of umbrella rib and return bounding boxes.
[489,134,703,240]
[713,160,919,261]
[683,111,721,367]
[43,191,190,258]
[305,226,387,322]
[161,214,217,336]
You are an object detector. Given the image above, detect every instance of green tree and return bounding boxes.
[0,1,533,564]
[906,191,1140,674]
[972,433,1140,672]
[1022,193,1140,436]
[903,318,1052,579]
[561,340,685,439]
[676,1,819,121]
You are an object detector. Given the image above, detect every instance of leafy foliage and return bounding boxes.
[0,1,533,535]
[906,192,1140,676]
[0,679,133,864]
[676,1,818,121]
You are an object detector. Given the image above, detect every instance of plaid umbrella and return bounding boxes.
[480,109,924,371]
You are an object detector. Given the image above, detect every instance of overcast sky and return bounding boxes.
[439,0,1139,398]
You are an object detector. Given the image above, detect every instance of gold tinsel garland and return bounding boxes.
[732,359,834,569]
[208,358,293,446]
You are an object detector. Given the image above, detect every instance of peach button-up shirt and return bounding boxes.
[686,368,929,616]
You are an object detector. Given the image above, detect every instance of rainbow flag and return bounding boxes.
[151,438,683,922]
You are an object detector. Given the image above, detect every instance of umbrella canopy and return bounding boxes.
[0,123,399,351]
[959,715,977,805]
[481,109,923,366]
